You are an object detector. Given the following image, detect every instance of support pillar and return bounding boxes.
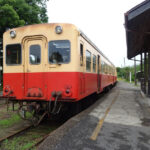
[148,52,150,96]
[144,52,147,94]
[141,53,144,91]
[134,57,137,86]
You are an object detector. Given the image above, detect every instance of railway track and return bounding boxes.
[0,124,33,143]
[0,120,62,150]
[0,91,108,150]
[0,123,50,149]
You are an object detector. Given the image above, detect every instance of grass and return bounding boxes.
[117,77,132,83]
[0,114,21,128]
[3,137,36,150]
[22,142,36,150]
[117,77,123,81]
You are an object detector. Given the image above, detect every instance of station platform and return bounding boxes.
[38,81,150,150]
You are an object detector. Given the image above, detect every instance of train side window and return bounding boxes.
[108,65,110,74]
[106,65,108,74]
[6,44,21,65]
[101,61,103,73]
[49,40,70,64]
[30,45,41,64]
[101,61,105,73]
[86,50,91,72]
[80,44,83,66]
[93,55,96,72]
[110,66,112,75]
[104,63,107,74]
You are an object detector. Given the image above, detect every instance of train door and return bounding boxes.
[23,36,47,99]
[97,55,100,92]
[80,42,85,96]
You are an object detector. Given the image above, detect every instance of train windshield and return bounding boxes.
[48,40,70,64]
[6,44,21,65]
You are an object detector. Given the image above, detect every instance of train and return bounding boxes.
[2,23,117,125]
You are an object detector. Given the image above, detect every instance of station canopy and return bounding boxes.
[125,0,150,59]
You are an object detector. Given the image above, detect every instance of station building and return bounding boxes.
[125,0,150,97]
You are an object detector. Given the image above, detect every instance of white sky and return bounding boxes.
[47,0,143,67]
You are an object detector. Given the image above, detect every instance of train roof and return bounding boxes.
[79,30,115,67]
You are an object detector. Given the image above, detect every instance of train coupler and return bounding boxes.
[48,91,62,114]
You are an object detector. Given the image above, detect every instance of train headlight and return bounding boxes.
[55,26,63,34]
[10,30,16,38]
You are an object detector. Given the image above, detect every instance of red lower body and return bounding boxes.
[3,72,117,101]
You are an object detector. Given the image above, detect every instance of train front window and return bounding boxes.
[30,45,41,64]
[49,40,70,64]
[6,44,21,65]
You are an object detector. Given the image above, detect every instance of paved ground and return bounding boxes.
[39,81,150,150]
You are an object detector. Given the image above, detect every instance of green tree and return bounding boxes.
[0,0,49,39]
[117,64,141,82]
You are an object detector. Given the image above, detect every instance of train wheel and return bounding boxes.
[71,101,82,116]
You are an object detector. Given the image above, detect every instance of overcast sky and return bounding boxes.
[47,0,144,67]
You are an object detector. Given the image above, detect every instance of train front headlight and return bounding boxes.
[55,26,63,34]
[10,30,16,38]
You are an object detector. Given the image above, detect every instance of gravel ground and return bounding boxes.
[38,81,150,150]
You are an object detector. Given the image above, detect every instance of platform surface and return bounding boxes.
[39,81,150,150]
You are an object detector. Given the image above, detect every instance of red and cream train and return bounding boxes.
[2,23,117,123]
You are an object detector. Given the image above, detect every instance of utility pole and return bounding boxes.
[129,72,132,83]
[124,57,126,67]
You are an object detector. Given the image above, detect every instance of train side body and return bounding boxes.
[3,23,117,102]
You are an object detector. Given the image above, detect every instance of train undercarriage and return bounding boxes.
[1,83,117,126]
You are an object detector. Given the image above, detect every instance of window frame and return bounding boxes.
[5,43,22,66]
[48,40,71,64]
[29,44,41,65]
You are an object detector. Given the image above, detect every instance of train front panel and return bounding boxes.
[3,23,80,102]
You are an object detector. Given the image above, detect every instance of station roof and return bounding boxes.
[125,0,150,59]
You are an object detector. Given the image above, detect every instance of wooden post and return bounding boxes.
[148,52,150,96]
[141,53,143,91]
[144,52,147,94]
[134,57,137,86]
